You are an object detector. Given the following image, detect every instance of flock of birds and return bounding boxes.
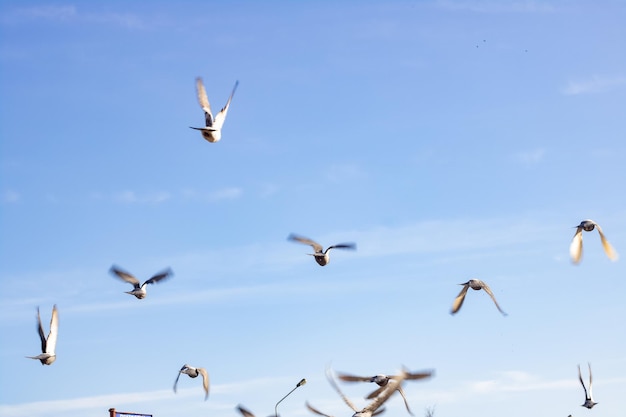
[24,79,620,416]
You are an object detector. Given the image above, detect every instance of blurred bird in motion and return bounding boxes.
[288,234,356,266]
[109,265,173,299]
[173,364,210,400]
[578,363,597,409]
[336,369,434,416]
[450,279,507,316]
[190,78,239,143]
[26,305,59,365]
[569,219,618,264]
[306,367,408,417]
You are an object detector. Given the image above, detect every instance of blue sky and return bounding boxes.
[1,1,625,417]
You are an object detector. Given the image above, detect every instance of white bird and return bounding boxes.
[26,305,58,365]
[578,363,597,409]
[336,369,434,416]
[450,279,507,316]
[570,219,618,264]
[306,368,408,417]
[109,265,173,299]
[190,78,238,143]
[288,234,356,266]
[173,364,209,400]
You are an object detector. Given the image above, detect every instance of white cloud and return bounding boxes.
[4,5,145,29]
[435,0,556,13]
[1,189,20,203]
[324,163,366,182]
[562,75,626,95]
[515,148,545,165]
[0,377,288,417]
[113,190,171,204]
[181,187,243,202]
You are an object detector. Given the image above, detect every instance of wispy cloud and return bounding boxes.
[562,75,626,95]
[181,187,243,202]
[1,189,20,203]
[4,5,146,29]
[113,190,171,204]
[0,377,289,417]
[515,148,545,165]
[325,163,367,182]
[435,0,556,13]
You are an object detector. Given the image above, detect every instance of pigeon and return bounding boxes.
[26,305,58,365]
[578,363,597,409]
[287,234,356,266]
[306,368,408,417]
[450,279,507,316]
[109,265,173,299]
[336,369,434,416]
[173,364,209,400]
[570,220,618,264]
[190,78,238,143]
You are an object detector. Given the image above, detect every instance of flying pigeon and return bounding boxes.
[288,234,356,266]
[578,363,598,409]
[336,369,434,416]
[26,305,58,365]
[173,364,209,400]
[450,279,507,316]
[570,219,618,264]
[190,78,239,143]
[306,368,408,417]
[109,265,173,299]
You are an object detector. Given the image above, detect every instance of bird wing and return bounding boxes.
[144,268,173,285]
[450,283,470,314]
[198,367,210,400]
[578,364,589,399]
[213,80,239,130]
[405,370,434,380]
[336,371,372,383]
[173,370,182,393]
[110,265,140,287]
[326,368,359,412]
[366,385,385,400]
[45,305,59,354]
[236,405,257,417]
[585,363,593,401]
[35,307,47,354]
[305,402,334,417]
[363,370,407,414]
[396,386,414,416]
[569,227,584,264]
[196,77,213,123]
[595,224,618,261]
[480,282,507,316]
[288,234,323,253]
[327,243,357,252]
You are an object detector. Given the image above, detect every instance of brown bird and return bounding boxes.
[336,369,434,416]
[570,219,618,264]
[173,364,209,400]
[306,368,408,417]
[288,234,356,266]
[450,279,507,316]
[190,78,238,143]
[25,305,59,365]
